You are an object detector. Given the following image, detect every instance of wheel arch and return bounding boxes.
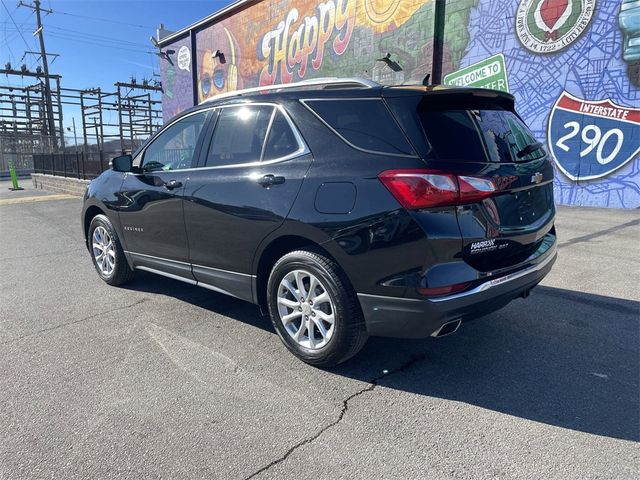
[83,205,105,249]
[253,234,342,310]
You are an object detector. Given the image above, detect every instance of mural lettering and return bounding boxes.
[258,0,356,85]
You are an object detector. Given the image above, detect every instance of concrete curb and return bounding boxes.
[31,173,90,196]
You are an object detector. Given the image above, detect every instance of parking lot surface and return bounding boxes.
[1,180,638,479]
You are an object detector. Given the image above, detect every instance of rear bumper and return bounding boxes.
[358,242,557,338]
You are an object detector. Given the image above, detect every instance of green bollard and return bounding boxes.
[8,160,24,191]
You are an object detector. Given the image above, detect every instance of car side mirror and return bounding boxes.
[111,154,132,172]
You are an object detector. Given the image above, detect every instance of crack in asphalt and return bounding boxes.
[0,298,148,346]
[243,353,429,480]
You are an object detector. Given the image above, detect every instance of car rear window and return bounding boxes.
[419,107,544,163]
[303,99,415,156]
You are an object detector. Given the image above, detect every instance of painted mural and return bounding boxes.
[159,0,640,208]
[159,35,193,121]
[451,0,640,208]
[193,0,437,102]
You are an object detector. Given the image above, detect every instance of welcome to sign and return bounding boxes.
[443,53,510,93]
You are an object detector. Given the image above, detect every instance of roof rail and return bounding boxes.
[202,77,380,103]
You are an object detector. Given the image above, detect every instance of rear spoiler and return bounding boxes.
[383,85,516,111]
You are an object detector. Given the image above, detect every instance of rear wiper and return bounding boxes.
[516,142,544,159]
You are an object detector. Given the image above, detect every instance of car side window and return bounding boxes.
[141,111,209,172]
[303,99,415,156]
[263,110,301,161]
[205,105,274,167]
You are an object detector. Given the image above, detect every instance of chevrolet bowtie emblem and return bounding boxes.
[531,172,543,184]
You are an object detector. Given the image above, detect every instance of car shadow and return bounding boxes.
[340,286,639,442]
[124,274,640,442]
[123,271,273,334]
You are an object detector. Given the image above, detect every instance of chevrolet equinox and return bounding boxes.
[81,78,557,367]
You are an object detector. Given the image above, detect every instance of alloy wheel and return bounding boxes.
[276,269,335,349]
[92,226,115,276]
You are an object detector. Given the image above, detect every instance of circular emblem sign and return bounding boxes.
[516,0,596,53]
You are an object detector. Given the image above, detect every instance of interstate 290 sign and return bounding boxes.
[547,91,640,181]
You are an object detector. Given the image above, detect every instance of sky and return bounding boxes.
[1,0,233,89]
[1,0,233,142]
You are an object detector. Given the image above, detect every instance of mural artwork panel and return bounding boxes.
[451,0,639,208]
[159,0,639,208]
[159,35,194,122]
[193,0,436,102]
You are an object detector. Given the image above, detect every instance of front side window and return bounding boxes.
[303,99,415,156]
[141,111,209,172]
[205,105,274,167]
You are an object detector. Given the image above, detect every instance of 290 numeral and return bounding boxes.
[556,121,624,165]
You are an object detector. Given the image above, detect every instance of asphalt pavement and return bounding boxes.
[0,179,638,479]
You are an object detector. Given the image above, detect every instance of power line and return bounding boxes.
[2,32,16,62]
[2,22,153,49]
[46,31,154,55]
[1,30,19,46]
[0,18,34,27]
[44,24,152,48]
[1,0,31,50]
[52,9,156,30]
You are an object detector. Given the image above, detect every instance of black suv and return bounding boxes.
[82,78,556,367]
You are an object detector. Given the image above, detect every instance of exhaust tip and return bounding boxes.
[431,319,462,338]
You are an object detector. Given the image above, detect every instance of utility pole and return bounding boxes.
[71,117,78,150]
[66,117,78,151]
[431,0,446,85]
[18,0,57,149]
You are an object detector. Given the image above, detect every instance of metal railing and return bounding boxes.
[32,151,119,180]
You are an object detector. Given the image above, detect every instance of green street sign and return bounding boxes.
[443,53,510,93]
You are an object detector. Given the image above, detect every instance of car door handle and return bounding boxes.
[257,174,285,187]
[164,179,183,190]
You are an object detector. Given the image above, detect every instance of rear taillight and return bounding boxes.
[457,175,496,203]
[378,169,496,209]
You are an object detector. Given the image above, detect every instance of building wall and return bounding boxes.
[159,0,640,208]
[193,0,436,102]
[448,0,640,208]
[159,35,194,121]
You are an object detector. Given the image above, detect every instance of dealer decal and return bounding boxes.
[469,238,510,255]
[548,91,640,181]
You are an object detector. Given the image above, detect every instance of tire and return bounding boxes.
[88,214,134,286]
[267,249,368,367]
